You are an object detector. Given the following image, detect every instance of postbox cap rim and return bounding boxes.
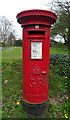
[16,9,57,26]
[16,9,57,20]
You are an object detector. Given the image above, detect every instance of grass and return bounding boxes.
[2,59,27,118]
[0,49,2,63]
[2,47,22,59]
[2,59,29,118]
[2,59,69,119]
[50,47,68,54]
[1,47,69,119]
[0,49,2,57]
[2,47,68,59]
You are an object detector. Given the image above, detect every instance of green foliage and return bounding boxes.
[50,0,70,50]
[49,54,69,118]
[15,40,22,46]
[49,54,69,98]
[2,47,69,118]
[2,54,69,118]
[50,54,70,77]
[2,59,27,118]
[1,42,9,47]
[57,42,65,48]
[0,42,2,47]
[50,47,68,54]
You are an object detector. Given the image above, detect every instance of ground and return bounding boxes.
[1,47,69,119]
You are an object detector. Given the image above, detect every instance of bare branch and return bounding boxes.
[0,16,15,42]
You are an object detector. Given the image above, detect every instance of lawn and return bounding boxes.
[2,47,22,59]
[2,47,68,59]
[50,47,68,54]
[0,49,2,62]
[1,47,69,119]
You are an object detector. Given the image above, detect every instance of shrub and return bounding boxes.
[57,42,65,48]
[1,42,10,47]
[15,40,22,46]
[50,54,70,77]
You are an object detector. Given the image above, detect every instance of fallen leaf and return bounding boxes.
[59,99,63,102]
[4,80,8,84]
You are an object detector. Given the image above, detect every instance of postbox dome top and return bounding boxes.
[16,9,57,26]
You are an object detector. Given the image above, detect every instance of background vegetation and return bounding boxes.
[2,47,69,119]
[50,0,70,53]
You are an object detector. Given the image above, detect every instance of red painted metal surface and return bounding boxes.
[16,9,57,104]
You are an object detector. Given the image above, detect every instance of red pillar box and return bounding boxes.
[16,9,57,117]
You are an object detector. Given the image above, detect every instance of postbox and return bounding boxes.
[16,9,57,117]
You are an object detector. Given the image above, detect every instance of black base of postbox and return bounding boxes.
[23,100,48,118]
